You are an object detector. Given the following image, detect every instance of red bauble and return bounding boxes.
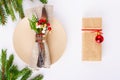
[95,35,104,43]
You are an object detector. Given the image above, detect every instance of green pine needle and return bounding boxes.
[32,74,43,80]
[28,15,39,33]
[18,5,25,18]
[1,49,7,70]
[0,49,44,80]
[16,0,25,18]
[0,0,49,25]
[18,67,31,78]
[0,0,25,25]
[12,0,19,12]
[6,54,14,71]
[40,0,48,4]
[10,65,19,80]
[0,0,48,25]
[0,6,7,25]
[10,65,19,74]
[1,49,7,80]
[2,0,10,15]
[17,0,23,5]
[0,71,1,79]
[6,54,14,80]
[21,69,32,80]
[8,3,16,21]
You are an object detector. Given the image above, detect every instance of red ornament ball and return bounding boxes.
[95,35,104,43]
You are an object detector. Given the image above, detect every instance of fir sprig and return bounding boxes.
[0,49,44,80]
[29,15,39,33]
[0,5,7,25]
[29,15,52,34]
[0,0,24,25]
[8,3,16,21]
[2,0,10,15]
[6,54,14,80]
[0,0,48,25]
[40,0,48,4]
[1,49,7,80]
[16,0,24,18]
[32,74,43,80]
[21,69,32,80]
[6,54,14,70]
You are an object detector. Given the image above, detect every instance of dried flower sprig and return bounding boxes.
[29,15,52,34]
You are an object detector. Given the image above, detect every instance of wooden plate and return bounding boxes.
[13,17,67,66]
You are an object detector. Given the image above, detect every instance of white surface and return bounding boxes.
[0,0,120,80]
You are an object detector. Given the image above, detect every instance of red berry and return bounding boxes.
[41,18,46,23]
[37,22,42,25]
[39,19,42,23]
[38,20,42,25]
[95,35,104,43]
[47,23,50,26]
[48,27,52,31]
[38,18,46,23]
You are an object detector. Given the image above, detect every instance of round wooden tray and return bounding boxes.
[13,17,67,66]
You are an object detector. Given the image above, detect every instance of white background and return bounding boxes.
[0,0,120,80]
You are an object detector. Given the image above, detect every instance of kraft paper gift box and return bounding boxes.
[82,18,103,61]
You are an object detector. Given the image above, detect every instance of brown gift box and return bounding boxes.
[82,18,102,61]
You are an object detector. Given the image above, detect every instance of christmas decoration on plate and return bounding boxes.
[82,18,103,61]
[13,1,66,69]
[29,15,52,35]
[29,6,52,68]
[13,7,67,68]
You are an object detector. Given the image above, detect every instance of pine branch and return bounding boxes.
[6,54,14,70]
[5,54,14,80]
[6,71,10,80]
[32,74,43,80]
[17,67,32,80]
[0,49,44,80]
[0,5,7,25]
[17,0,23,4]
[12,0,19,12]
[18,4,25,18]
[28,15,38,33]
[7,2,16,21]
[7,0,11,3]
[0,0,48,25]
[16,0,24,18]
[6,54,14,80]
[0,0,25,25]
[1,49,7,80]
[10,65,19,80]
[0,69,1,77]
[21,69,32,80]
[19,67,31,76]
[40,0,48,4]
[1,0,10,15]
